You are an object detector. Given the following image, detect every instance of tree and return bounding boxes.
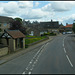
[15,17,22,22]
[72,23,75,33]
[9,17,27,34]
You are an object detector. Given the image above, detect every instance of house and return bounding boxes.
[26,24,49,36]
[1,30,25,52]
[40,20,59,34]
[0,16,14,35]
[59,23,65,33]
[64,23,73,32]
[26,26,40,36]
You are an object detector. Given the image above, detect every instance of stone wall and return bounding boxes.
[0,47,8,57]
[1,38,7,45]
[9,39,16,52]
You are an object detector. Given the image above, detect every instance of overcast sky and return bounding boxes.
[0,1,75,25]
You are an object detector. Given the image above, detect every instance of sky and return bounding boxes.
[0,1,75,25]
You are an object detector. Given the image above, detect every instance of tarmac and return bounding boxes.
[0,35,61,65]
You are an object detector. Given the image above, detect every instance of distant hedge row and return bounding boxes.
[41,32,56,36]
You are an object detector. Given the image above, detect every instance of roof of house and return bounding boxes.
[65,24,73,28]
[5,30,25,39]
[0,16,14,23]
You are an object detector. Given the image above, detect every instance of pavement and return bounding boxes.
[0,35,57,65]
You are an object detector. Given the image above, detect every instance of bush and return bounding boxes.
[26,35,36,37]
[25,36,47,45]
[44,32,50,35]
[49,32,56,36]
[41,32,50,36]
[25,44,29,48]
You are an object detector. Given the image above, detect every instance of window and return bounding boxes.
[3,23,7,26]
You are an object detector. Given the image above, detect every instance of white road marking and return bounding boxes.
[66,55,73,67]
[26,67,28,70]
[30,68,33,71]
[63,36,73,67]
[34,61,36,64]
[29,62,32,64]
[22,71,25,74]
[63,40,64,44]
[33,44,45,59]
[63,43,64,47]
[22,44,46,74]
[64,48,66,53]
[28,72,31,74]
[45,43,49,46]
[35,59,38,62]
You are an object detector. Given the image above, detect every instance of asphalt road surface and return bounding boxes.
[0,34,75,74]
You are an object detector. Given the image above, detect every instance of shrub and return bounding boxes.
[49,32,56,36]
[25,36,47,46]
[25,44,29,48]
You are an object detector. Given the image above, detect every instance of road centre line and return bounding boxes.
[63,36,73,67]
[63,40,64,44]
[28,72,31,74]
[64,48,66,53]
[22,71,25,74]
[66,55,73,67]
[22,44,46,74]
[63,43,64,47]
[32,44,45,59]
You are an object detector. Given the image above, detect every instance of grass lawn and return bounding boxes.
[25,36,47,45]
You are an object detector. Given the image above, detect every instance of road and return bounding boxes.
[0,34,75,74]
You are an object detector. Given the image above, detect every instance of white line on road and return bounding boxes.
[33,44,45,59]
[28,72,31,74]
[29,61,32,64]
[63,40,64,44]
[63,43,64,47]
[22,71,25,74]
[66,55,73,67]
[22,44,46,74]
[26,67,28,70]
[45,43,49,46]
[64,48,66,53]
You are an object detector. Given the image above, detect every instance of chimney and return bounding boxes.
[66,23,68,26]
[51,19,53,22]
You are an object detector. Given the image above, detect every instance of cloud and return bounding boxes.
[1,1,54,20]
[0,1,75,24]
[18,1,33,8]
[3,2,19,13]
[63,14,75,23]
[20,8,50,19]
[0,1,51,20]
[41,1,75,12]
[41,3,52,11]
[0,1,32,19]
[57,14,75,25]
[51,1,75,12]
[0,1,55,19]
[35,2,39,7]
